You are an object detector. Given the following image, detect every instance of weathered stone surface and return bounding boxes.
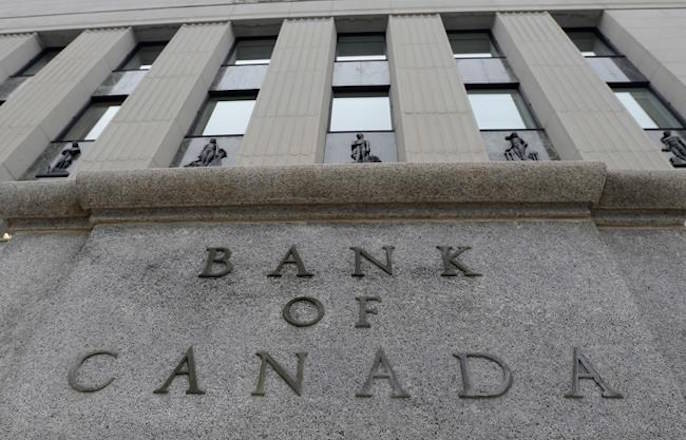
[601,228,686,400]
[0,221,683,439]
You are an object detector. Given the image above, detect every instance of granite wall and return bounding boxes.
[0,221,683,439]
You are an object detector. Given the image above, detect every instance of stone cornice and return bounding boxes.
[1,162,683,229]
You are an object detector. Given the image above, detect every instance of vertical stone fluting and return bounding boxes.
[0,28,135,181]
[0,33,41,84]
[601,9,686,124]
[387,14,488,162]
[79,22,233,171]
[494,12,671,170]
[237,18,336,166]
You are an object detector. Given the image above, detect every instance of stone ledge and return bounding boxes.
[76,162,607,210]
[1,161,683,227]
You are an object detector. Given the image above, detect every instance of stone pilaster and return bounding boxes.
[0,28,134,181]
[601,9,686,123]
[0,33,41,84]
[387,14,487,162]
[237,18,336,166]
[79,22,233,171]
[494,12,671,170]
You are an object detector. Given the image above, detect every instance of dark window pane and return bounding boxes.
[18,48,61,76]
[448,32,499,58]
[566,30,616,57]
[226,38,276,65]
[336,34,386,61]
[121,44,165,70]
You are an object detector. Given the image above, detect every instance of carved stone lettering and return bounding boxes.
[252,352,307,397]
[199,247,233,278]
[564,347,623,399]
[153,346,205,395]
[437,246,482,277]
[350,246,394,277]
[68,350,118,393]
[268,245,313,278]
[282,297,325,327]
[355,296,381,328]
[453,352,513,398]
[355,348,410,398]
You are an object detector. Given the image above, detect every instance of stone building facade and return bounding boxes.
[0,1,685,438]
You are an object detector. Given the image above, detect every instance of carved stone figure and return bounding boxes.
[504,132,538,161]
[185,138,227,167]
[660,130,686,167]
[37,142,81,178]
[350,133,382,163]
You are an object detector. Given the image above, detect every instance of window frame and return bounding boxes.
[223,37,278,67]
[613,85,686,130]
[446,30,503,60]
[565,28,622,59]
[465,84,540,131]
[54,95,125,143]
[188,90,259,137]
[327,86,394,133]
[12,47,63,78]
[115,42,167,72]
[335,32,388,63]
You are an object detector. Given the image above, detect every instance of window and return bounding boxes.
[329,93,392,132]
[566,30,616,57]
[449,32,499,58]
[336,34,386,61]
[226,38,276,65]
[119,44,164,70]
[467,90,537,130]
[17,48,62,76]
[59,102,121,141]
[614,88,683,130]
[190,97,256,136]
[0,48,62,104]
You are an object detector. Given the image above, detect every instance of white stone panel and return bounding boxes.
[387,14,487,163]
[237,18,336,166]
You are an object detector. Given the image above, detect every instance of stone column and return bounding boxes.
[0,28,134,181]
[0,33,41,84]
[601,9,686,122]
[79,22,233,171]
[237,18,336,166]
[494,12,671,170]
[387,14,487,163]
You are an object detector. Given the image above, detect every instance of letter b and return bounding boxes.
[199,247,233,278]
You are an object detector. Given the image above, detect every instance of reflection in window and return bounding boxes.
[566,30,616,57]
[59,102,121,141]
[336,34,386,62]
[120,44,165,70]
[191,98,256,136]
[226,38,276,65]
[467,90,537,130]
[614,88,683,129]
[449,32,499,58]
[329,94,392,132]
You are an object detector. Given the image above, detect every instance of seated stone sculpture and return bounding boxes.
[660,130,686,167]
[504,132,538,161]
[350,133,382,163]
[36,142,81,178]
[185,138,227,167]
